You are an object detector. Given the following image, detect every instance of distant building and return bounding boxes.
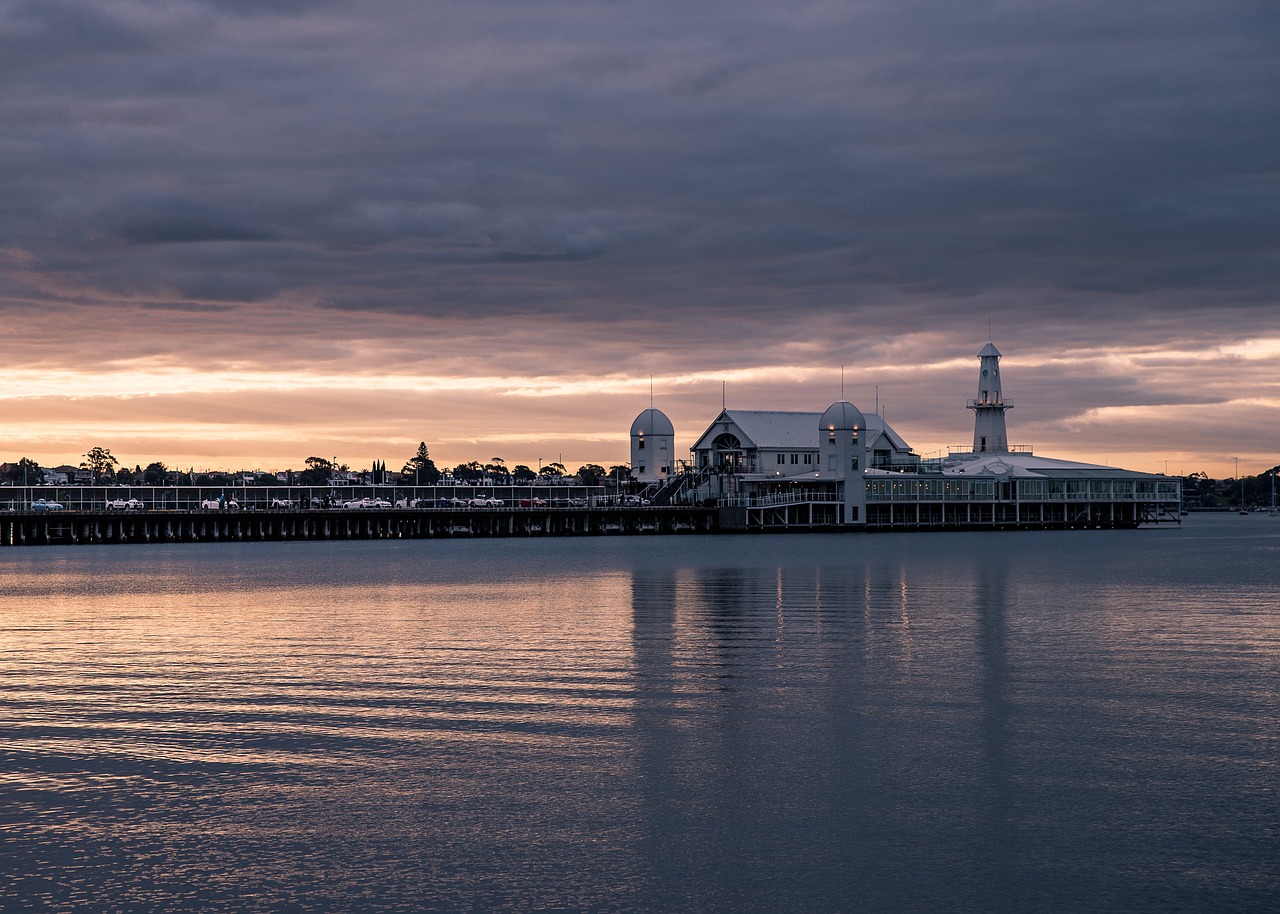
[632,343,1181,529]
[629,407,675,483]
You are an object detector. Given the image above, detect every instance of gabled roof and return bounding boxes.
[705,410,821,449]
[864,415,912,452]
[692,409,914,453]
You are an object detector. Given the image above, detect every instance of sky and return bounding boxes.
[2,0,1277,478]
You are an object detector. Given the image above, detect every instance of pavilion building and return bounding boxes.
[630,344,1181,530]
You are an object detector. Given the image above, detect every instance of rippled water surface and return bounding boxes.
[2,515,1278,912]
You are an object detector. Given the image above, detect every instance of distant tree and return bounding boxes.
[402,442,440,484]
[4,458,43,485]
[539,461,566,479]
[452,461,484,483]
[300,456,335,486]
[115,466,135,485]
[485,457,509,483]
[81,446,119,484]
[575,464,606,485]
[608,465,633,481]
[512,464,536,483]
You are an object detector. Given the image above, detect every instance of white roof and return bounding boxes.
[693,409,913,453]
[941,451,1163,479]
[630,408,675,436]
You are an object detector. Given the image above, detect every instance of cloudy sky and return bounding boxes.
[2,0,1276,477]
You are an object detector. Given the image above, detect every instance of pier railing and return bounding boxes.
[0,484,608,514]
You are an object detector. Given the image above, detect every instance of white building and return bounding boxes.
[630,343,1181,529]
[630,407,676,483]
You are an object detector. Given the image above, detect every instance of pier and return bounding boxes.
[0,503,718,547]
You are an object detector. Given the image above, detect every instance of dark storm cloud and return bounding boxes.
[1,0,1277,471]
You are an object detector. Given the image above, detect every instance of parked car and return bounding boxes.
[469,496,504,507]
[621,495,651,506]
[31,499,65,512]
[518,497,548,507]
[200,497,240,510]
[105,497,145,512]
[447,497,469,507]
[270,498,296,509]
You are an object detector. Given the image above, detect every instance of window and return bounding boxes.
[851,457,859,471]
[828,431,836,443]
[638,465,645,474]
[828,455,836,470]
[638,438,645,449]
[777,454,785,465]
[804,454,813,465]
[659,439,667,450]
[790,454,798,465]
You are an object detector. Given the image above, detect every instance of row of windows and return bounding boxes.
[867,479,1180,499]
[636,465,671,475]
[776,453,814,465]
[636,438,668,450]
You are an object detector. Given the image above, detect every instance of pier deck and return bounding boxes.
[0,505,718,547]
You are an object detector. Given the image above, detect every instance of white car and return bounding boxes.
[31,498,65,512]
[105,498,145,512]
[468,496,504,507]
[341,497,393,509]
[270,498,295,509]
[200,497,240,510]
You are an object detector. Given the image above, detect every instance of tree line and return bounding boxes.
[2,442,635,488]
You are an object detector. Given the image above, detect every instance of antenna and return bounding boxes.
[987,308,992,341]
[722,380,726,410]
[841,365,845,400]
[875,385,879,415]
[649,375,653,408]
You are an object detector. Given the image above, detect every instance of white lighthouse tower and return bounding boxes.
[968,342,1012,453]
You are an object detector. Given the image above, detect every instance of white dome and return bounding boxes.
[630,408,675,437]
[819,400,865,431]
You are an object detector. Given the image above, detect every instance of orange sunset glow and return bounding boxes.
[2,3,1276,479]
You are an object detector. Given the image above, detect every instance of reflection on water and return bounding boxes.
[2,516,1278,912]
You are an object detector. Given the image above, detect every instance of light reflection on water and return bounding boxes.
[2,515,1278,912]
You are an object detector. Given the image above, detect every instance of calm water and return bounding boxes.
[1,515,1277,913]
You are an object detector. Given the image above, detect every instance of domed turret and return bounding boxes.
[820,400,865,432]
[630,408,675,483]
[819,400,867,526]
[630,408,675,438]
